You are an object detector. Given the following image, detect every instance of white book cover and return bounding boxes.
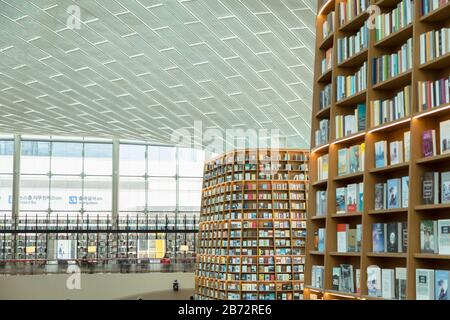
[337,224,349,253]
[389,141,403,165]
[375,140,387,168]
[401,176,409,208]
[438,219,450,255]
[395,267,407,300]
[382,269,395,299]
[416,269,435,300]
[440,120,450,155]
[441,171,450,204]
[367,265,382,297]
[404,131,411,161]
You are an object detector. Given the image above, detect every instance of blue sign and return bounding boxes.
[69,196,78,205]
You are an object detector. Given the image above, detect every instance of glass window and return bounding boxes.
[120,144,146,176]
[0,141,14,174]
[179,178,202,212]
[83,176,112,211]
[21,141,50,174]
[119,177,146,212]
[50,176,82,211]
[0,175,13,211]
[84,143,112,176]
[148,178,176,211]
[51,142,83,175]
[148,146,176,176]
[20,175,50,211]
[179,148,205,177]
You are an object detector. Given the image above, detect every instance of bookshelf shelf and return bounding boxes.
[371,70,412,91]
[306,0,450,301]
[325,290,360,298]
[329,252,361,257]
[195,149,309,300]
[320,33,334,50]
[373,24,413,48]
[369,162,409,174]
[419,2,450,22]
[311,215,327,221]
[330,212,363,218]
[414,253,450,260]
[318,69,333,83]
[316,106,331,119]
[338,49,369,68]
[366,252,407,258]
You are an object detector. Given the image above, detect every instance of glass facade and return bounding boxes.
[0,136,204,262]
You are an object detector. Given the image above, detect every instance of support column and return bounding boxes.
[11,134,21,259]
[111,138,120,261]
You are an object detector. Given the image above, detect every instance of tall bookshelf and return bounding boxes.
[305,0,450,300]
[194,149,309,300]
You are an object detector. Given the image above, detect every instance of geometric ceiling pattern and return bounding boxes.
[0,0,316,148]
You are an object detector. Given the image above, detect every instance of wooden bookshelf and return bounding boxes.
[194,149,309,300]
[305,0,450,300]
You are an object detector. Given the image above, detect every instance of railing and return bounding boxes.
[0,257,196,275]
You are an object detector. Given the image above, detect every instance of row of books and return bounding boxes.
[371,38,413,84]
[336,62,367,101]
[374,133,411,168]
[422,122,450,157]
[369,85,411,127]
[337,224,362,253]
[372,222,408,253]
[311,265,325,289]
[419,27,450,64]
[317,154,329,181]
[315,119,329,147]
[420,0,449,16]
[418,76,450,112]
[337,21,369,64]
[374,177,409,210]
[367,266,407,299]
[332,264,360,294]
[322,11,335,39]
[416,269,450,300]
[337,143,365,176]
[335,104,366,139]
[374,0,414,42]
[421,171,450,205]
[321,48,333,74]
[336,183,364,214]
[420,219,450,254]
[315,190,327,217]
[338,0,369,27]
[319,83,332,109]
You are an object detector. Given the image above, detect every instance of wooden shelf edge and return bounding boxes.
[372,70,412,91]
[415,203,450,211]
[369,162,410,174]
[368,208,408,215]
[333,172,364,182]
[366,252,407,258]
[374,24,413,48]
[416,153,450,165]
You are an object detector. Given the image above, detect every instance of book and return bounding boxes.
[346,183,357,212]
[422,129,436,157]
[440,120,450,154]
[367,265,382,297]
[316,190,327,216]
[358,182,364,212]
[357,104,366,132]
[374,183,386,210]
[438,219,450,255]
[356,269,361,294]
[441,172,450,204]
[404,131,410,161]
[332,267,341,291]
[336,187,346,214]
[387,178,400,209]
[337,224,349,253]
[422,172,439,205]
[386,223,399,253]
[348,145,361,173]
[372,223,385,253]
[356,224,362,252]
[400,221,408,253]
[435,270,450,300]
[389,141,403,165]
[318,228,325,252]
[347,229,356,253]
[395,267,407,300]
[401,176,409,208]
[420,220,438,253]
[338,148,348,176]
[382,269,395,299]
[340,264,354,293]
[416,269,435,300]
[375,140,387,168]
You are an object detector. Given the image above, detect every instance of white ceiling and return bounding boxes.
[0,0,316,149]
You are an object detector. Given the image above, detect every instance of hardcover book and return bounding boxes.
[387,178,400,209]
[422,129,436,157]
[367,265,382,297]
[386,222,399,253]
[332,267,341,291]
[338,148,348,176]
[372,223,385,253]
[401,176,409,208]
[336,187,346,214]
[435,270,450,300]
[340,264,354,293]
[395,267,407,300]
[346,183,357,212]
[440,120,450,155]
[349,145,361,173]
[441,171,450,204]
[420,220,438,253]
[375,140,387,168]
[416,269,435,300]
[337,224,349,253]
[389,141,403,165]
[382,269,395,299]
[374,183,385,210]
[422,172,439,205]
[438,219,450,255]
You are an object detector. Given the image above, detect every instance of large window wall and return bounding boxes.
[0,135,205,260]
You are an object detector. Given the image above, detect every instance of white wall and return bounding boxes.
[0,272,195,300]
